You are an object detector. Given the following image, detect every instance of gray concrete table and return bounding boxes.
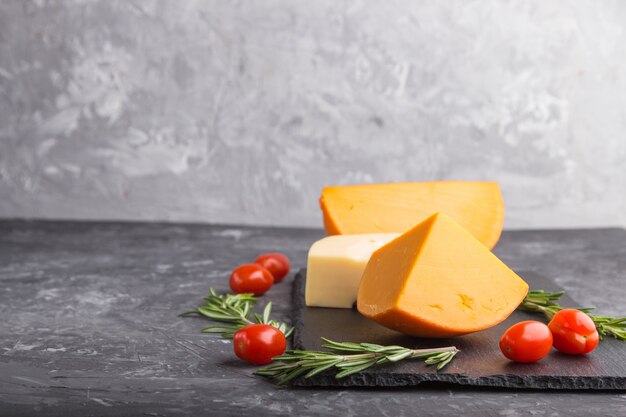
[0,220,624,416]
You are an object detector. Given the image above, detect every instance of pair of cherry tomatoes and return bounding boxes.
[227,253,291,365]
[229,253,290,296]
[500,309,599,363]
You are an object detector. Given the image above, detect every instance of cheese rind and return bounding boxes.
[320,181,504,249]
[357,213,528,337]
[305,233,399,308]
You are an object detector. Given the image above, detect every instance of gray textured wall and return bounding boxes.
[1,0,625,229]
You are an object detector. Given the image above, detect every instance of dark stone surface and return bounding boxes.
[292,271,626,389]
[0,220,625,416]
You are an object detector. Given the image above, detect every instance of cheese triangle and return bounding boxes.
[320,181,504,249]
[357,213,528,338]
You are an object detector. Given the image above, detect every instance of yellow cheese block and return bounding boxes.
[357,213,528,337]
[320,181,504,249]
[305,233,399,308]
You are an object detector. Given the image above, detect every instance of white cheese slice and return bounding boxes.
[305,233,400,308]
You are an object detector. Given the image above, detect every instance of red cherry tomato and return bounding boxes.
[499,321,553,363]
[229,264,274,296]
[548,309,599,355]
[233,324,287,365]
[255,253,290,282]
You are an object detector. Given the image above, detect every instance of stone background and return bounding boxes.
[1,0,625,229]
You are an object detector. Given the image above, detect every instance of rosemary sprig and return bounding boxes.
[180,288,293,338]
[519,290,626,340]
[255,338,459,384]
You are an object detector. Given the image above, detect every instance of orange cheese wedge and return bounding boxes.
[320,181,504,249]
[357,212,528,338]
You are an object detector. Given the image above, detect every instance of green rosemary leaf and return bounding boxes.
[320,339,367,352]
[386,350,414,362]
[335,357,376,368]
[435,352,456,371]
[335,359,378,378]
[304,360,343,378]
[357,342,390,351]
[262,302,272,324]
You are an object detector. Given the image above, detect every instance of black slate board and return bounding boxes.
[291,269,626,389]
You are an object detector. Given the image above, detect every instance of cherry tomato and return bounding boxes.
[233,324,287,365]
[499,321,553,363]
[229,264,274,296]
[548,309,599,355]
[255,252,290,282]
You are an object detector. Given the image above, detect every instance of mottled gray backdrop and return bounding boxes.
[1,0,625,229]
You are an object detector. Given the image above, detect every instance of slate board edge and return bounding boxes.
[290,269,626,390]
